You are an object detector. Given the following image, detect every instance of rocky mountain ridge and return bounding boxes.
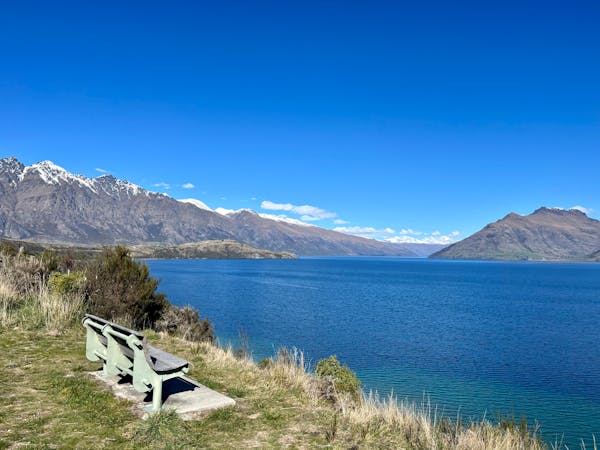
[431,207,600,261]
[0,157,437,257]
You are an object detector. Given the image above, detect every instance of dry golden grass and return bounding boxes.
[0,252,83,332]
[170,334,558,449]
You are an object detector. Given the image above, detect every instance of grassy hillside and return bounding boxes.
[0,251,576,449]
[0,237,294,260]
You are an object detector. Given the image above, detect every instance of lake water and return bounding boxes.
[146,258,600,446]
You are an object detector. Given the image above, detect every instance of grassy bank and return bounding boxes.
[0,251,589,449]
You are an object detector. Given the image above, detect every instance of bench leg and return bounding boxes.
[151,378,163,412]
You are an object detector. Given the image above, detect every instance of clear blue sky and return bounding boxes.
[1,1,599,243]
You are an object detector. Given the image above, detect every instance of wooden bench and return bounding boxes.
[82,314,189,412]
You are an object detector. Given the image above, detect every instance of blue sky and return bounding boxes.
[1,1,599,243]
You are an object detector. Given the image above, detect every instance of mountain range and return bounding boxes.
[431,207,600,261]
[0,157,438,257]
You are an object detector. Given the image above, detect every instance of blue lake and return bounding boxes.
[146,257,600,446]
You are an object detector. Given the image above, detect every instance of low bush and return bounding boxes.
[155,304,215,343]
[49,272,85,296]
[315,355,361,402]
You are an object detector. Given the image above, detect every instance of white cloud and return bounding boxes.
[95,167,109,174]
[570,205,592,215]
[152,182,170,190]
[182,182,195,189]
[333,219,349,225]
[300,215,322,222]
[335,224,461,245]
[385,230,461,245]
[398,228,422,236]
[333,226,375,235]
[333,226,396,237]
[261,200,336,221]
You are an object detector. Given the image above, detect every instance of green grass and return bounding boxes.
[0,327,330,449]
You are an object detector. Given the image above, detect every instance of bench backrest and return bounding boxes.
[83,314,145,340]
[82,313,189,374]
[82,313,151,377]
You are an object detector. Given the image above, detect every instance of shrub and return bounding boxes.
[0,241,19,258]
[49,271,85,296]
[155,304,215,343]
[315,355,361,402]
[83,246,168,329]
[39,250,60,277]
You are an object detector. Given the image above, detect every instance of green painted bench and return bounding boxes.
[82,314,189,412]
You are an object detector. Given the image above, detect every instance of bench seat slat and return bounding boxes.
[147,346,189,374]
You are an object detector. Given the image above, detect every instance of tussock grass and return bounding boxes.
[0,251,83,332]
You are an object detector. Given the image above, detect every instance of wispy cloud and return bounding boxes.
[261,200,336,221]
[333,226,395,237]
[152,182,170,190]
[333,219,349,225]
[95,167,109,174]
[181,182,195,189]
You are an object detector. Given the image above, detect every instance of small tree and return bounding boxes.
[84,246,168,328]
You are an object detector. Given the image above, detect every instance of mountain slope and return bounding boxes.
[223,209,415,256]
[0,157,419,256]
[0,158,237,244]
[431,207,600,261]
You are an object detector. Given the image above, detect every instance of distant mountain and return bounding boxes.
[0,157,427,257]
[398,243,448,257]
[431,207,600,261]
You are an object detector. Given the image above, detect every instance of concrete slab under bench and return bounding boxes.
[89,371,236,420]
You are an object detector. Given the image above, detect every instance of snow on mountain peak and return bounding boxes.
[0,157,25,175]
[95,175,147,197]
[21,160,98,192]
[215,208,258,216]
[258,213,315,227]
[5,158,152,198]
[178,198,212,211]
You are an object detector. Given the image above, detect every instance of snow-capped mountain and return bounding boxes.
[0,157,420,256]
